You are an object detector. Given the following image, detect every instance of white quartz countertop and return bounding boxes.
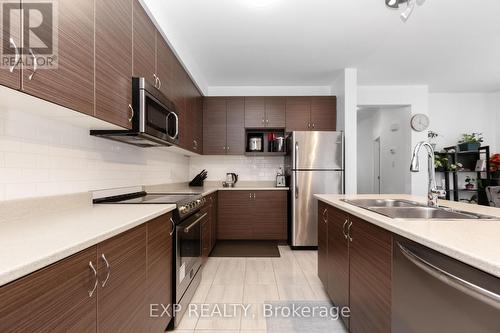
[315,194,500,278]
[0,203,175,287]
[146,181,288,197]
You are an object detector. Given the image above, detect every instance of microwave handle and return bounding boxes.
[166,112,179,140]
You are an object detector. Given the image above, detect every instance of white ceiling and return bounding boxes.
[143,0,500,93]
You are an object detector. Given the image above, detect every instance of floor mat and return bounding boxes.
[210,240,281,257]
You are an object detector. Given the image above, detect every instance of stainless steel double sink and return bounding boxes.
[341,199,498,220]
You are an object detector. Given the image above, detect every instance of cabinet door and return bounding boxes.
[226,97,245,155]
[0,247,97,333]
[146,213,173,332]
[317,201,328,287]
[23,0,94,115]
[0,1,21,89]
[193,94,204,153]
[203,97,227,155]
[286,97,311,131]
[95,0,133,129]
[311,96,336,131]
[253,191,287,240]
[349,215,392,333]
[244,96,266,128]
[327,206,350,329]
[210,193,218,251]
[217,191,254,239]
[133,0,156,86]
[156,34,175,101]
[97,225,147,332]
[265,97,286,128]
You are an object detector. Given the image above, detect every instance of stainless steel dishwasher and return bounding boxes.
[392,236,500,332]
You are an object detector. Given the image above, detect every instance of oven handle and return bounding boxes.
[167,111,179,140]
[183,212,207,233]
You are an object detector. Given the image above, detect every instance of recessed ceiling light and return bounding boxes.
[243,0,281,9]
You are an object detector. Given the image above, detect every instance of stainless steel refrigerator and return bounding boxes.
[285,131,344,248]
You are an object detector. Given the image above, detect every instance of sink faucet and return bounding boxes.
[410,141,446,207]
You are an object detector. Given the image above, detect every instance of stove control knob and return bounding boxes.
[196,199,201,205]
[179,206,187,214]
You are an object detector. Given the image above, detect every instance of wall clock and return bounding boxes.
[410,114,429,132]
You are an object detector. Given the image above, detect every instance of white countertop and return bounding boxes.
[315,194,500,278]
[146,181,288,197]
[0,203,175,287]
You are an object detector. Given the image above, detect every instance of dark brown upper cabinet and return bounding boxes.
[23,0,94,116]
[285,96,336,131]
[203,97,245,155]
[95,0,133,129]
[265,97,286,128]
[0,1,21,90]
[311,96,337,131]
[285,97,311,131]
[133,0,156,87]
[244,97,266,128]
[155,33,174,100]
[203,97,227,155]
[226,97,245,155]
[244,97,285,128]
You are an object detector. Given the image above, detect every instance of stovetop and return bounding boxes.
[93,191,206,220]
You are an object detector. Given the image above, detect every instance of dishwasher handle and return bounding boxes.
[397,242,500,310]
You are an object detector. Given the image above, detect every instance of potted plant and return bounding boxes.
[465,176,475,190]
[458,133,483,152]
[434,155,447,172]
[428,130,439,150]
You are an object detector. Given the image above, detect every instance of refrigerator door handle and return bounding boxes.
[295,141,299,198]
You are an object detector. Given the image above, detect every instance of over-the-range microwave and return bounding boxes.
[90,77,179,147]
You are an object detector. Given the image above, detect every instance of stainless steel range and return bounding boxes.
[94,191,207,328]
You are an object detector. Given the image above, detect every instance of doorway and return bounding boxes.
[373,137,381,194]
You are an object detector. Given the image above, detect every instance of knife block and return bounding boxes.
[189,177,205,187]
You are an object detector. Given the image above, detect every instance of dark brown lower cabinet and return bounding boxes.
[0,247,98,333]
[349,215,392,333]
[97,224,147,332]
[146,213,174,332]
[0,213,173,333]
[218,190,287,240]
[317,201,329,290]
[327,205,350,329]
[318,203,392,333]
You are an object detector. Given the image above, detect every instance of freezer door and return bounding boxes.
[292,131,343,170]
[291,170,344,247]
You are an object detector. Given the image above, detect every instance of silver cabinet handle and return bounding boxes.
[253,193,256,199]
[28,49,37,80]
[153,73,157,86]
[397,242,500,310]
[100,254,110,287]
[322,209,328,223]
[312,123,315,129]
[157,76,162,89]
[128,104,134,122]
[266,119,269,124]
[249,193,252,199]
[88,261,98,297]
[347,221,353,242]
[9,38,20,72]
[262,118,265,124]
[169,217,175,236]
[308,123,311,129]
[342,219,348,239]
[226,146,230,151]
[193,139,197,150]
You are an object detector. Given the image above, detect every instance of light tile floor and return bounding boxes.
[173,246,348,333]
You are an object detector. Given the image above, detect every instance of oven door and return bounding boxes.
[176,211,205,302]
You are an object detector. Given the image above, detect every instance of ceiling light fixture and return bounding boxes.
[385,0,426,22]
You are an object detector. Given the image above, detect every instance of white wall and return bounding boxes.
[333,68,358,194]
[189,155,284,181]
[357,85,429,196]
[357,107,412,195]
[0,110,190,201]
[429,93,499,153]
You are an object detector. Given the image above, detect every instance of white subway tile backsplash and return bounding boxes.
[0,109,190,200]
